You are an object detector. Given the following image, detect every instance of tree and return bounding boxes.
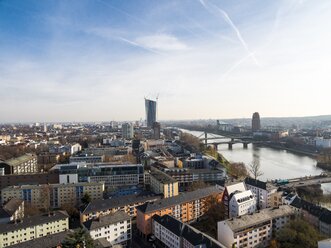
[229,162,248,179]
[276,218,324,248]
[249,159,263,181]
[81,193,91,206]
[187,181,208,192]
[62,228,94,248]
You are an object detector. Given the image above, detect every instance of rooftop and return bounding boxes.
[82,192,161,214]
[84,211,130,230]
[0,198,23,218]
[150,168,177,184]
[4,154,36,167]
[137,186,224,214]
[9,230,72,248]
[0,210,68,234]
[224,205,295,232]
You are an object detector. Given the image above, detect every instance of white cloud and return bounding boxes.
[135,34,189,51]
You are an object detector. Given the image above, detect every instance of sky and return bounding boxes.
[0,0,331,122]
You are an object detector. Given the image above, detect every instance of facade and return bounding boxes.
[70,143,82,154]
[145,98,157,128]
[152,122,161,139]
[1,182,104,209]
[245,177,278,209]
[0,198,24,224]
[217,205,295,248]
[0,154,38,175]
[56,163,144,190]
[37,153,60,165]
[80,192,161,222]
[252,112,261,132]
[84,211,131,247]
[69,154,105,164]
[153,214,225,248]
[222,182,247,217]
[0,211,69,248]
[136,186,224,236]
[122,123,134,139]
[150,168,179,198]
[229,190,256,218]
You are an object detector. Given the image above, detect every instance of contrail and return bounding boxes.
[199,0,259,66]
[220,52,257,81]
[117,37,165,56]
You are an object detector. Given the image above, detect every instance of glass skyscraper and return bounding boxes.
[145,99,157,128]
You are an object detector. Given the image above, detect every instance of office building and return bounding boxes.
[149,168,179,198]
[145,98,157,128]
[0,154,38,175]
[217,205,295,248]
[80,192,161,222]
[122,122,134,139]
[56,163,144,190]
[83,211,131,247]
[0,211,69,248]
[1,182,104,209]
[69,154,105,164]
[136,186,224,236]
[252,112,261,132]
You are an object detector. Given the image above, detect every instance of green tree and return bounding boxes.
[81,193,92,206]
[62,228,94,248]
[276,218,324,248]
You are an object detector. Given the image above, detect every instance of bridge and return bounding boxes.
[197,131,254,149]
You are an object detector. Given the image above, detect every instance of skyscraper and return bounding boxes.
[145,98,157,128]
[252,112,261,132]
[122,122,134,139]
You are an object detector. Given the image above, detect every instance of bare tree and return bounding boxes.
[249,160,263,181]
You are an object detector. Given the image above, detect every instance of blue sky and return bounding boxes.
[0,0,330,122]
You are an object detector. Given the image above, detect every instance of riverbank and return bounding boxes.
[255,143,318,158]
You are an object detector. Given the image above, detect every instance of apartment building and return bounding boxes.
[0,154,38,175]
[136,186,224,236]
[69,154,105,164]
[1,182,104,209]
[229,190,256,218]
[245,177,278,209]
[217,205,295,248]
[153,214,226,248]
[84,211,131,247]
[0,211,69,248]
[150,168,179,198]
[80,192,161,222]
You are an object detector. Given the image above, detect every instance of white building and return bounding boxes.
[229,190,256,218]
[245,177,278,209]
[70,143,82,155]
[318,238,331,248]
[122,123,134,140]
[84,211,131,247]
[153,215,181,248]
[218,205,295,248]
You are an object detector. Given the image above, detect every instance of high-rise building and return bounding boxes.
[122,122,134,139]
[145,99,157,128]
[152,122,161,139]
[252,112,261,132]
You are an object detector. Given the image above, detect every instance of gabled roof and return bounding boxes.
[83,211,130,230]
[226,182,246,196]
[0,198,23,219]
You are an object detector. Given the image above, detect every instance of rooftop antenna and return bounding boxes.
[156,93,159,121]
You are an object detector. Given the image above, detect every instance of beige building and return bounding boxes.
[0,210,69,248]
[1,182,105,209]
[150,168,179,198]
[0,154,38,175]
[217,205,295,248]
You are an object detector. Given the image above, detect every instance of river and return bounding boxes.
[182,129,323,181]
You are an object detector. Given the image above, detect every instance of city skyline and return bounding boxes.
[1,0,331,122]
